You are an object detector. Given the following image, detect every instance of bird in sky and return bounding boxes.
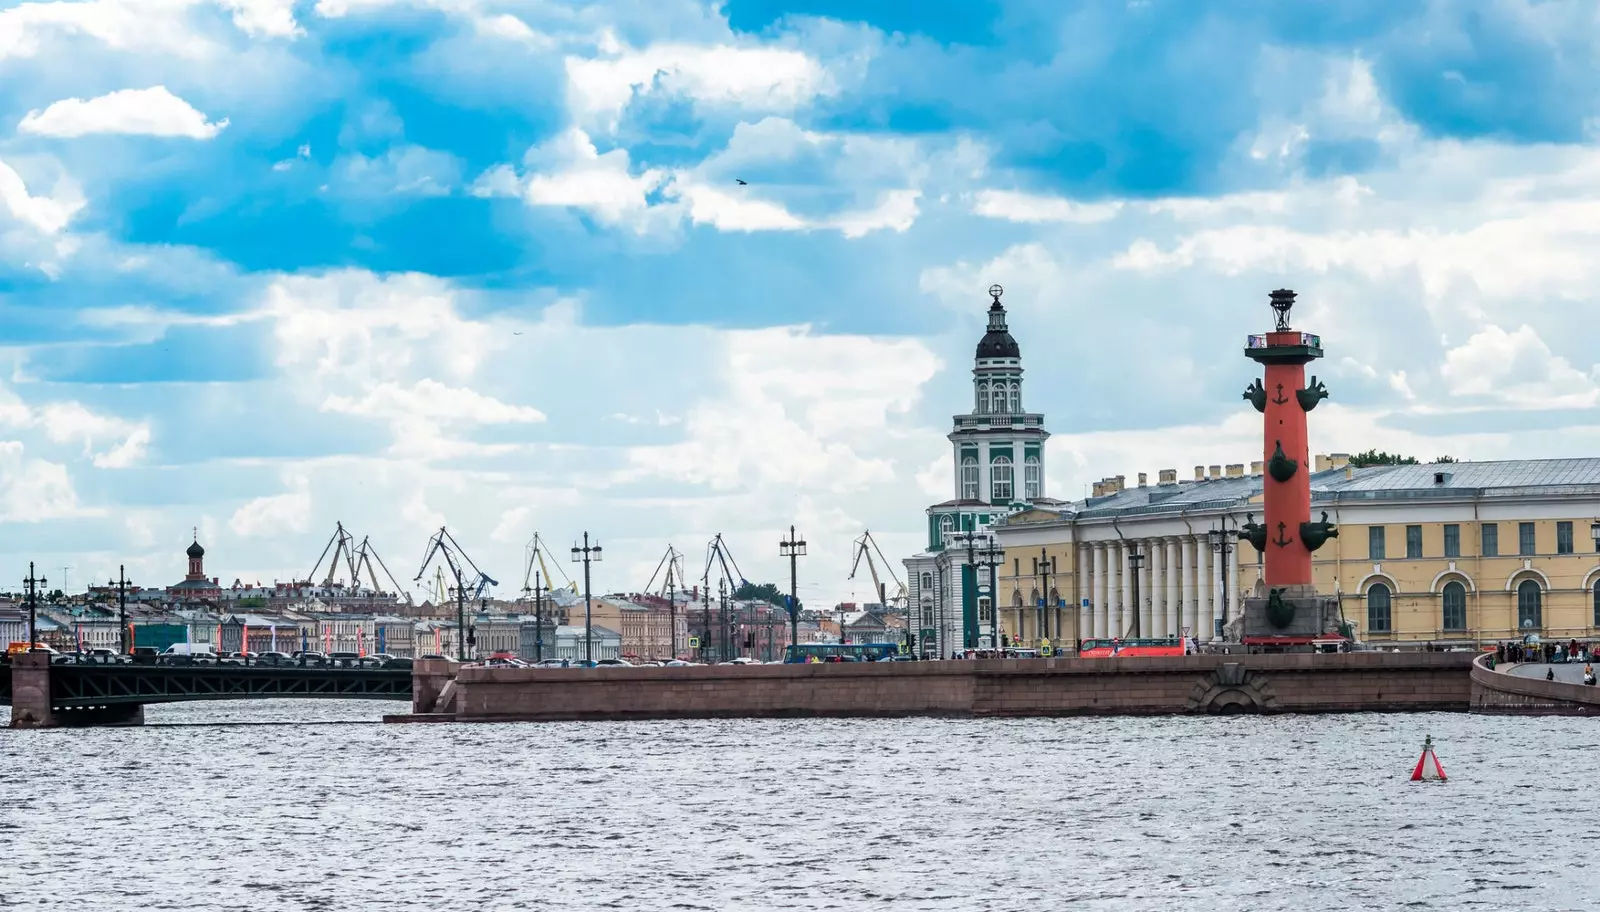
[512,331,523,336]
[735,179,747,185]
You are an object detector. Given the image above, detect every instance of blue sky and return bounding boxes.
[4,0,1600,606]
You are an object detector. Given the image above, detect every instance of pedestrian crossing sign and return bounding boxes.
[688,637,700,648]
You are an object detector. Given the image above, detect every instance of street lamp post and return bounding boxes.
[24,562,46,651]
[1128,545,1144,640]
[113,565,130,654]
[571,533,602,665]
[953,531,982,652]
[779,526,806,655]
[534,570,544,663]
[978,538,1004,652]
[1208,521,1236,643]
[1037,548,1055,644]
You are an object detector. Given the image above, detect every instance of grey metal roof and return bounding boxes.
[1017,458,1600,524]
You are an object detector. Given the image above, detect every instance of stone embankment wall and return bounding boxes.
[1470,654,1600,716]
[415,652,1474,723]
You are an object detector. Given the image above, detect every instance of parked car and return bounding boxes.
[129,646,160,665]
[292,651,327,667]
[381,657,413,670]
[217,652,251,666]
[418,654,457,663]
[254,651,293,667]
[595,658,633,667]
[356,656,386,669]
[327,651,362,668]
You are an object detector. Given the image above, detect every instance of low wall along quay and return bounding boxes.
[397,652,1476,723]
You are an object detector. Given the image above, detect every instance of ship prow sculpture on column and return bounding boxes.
[1231,289,1343,646]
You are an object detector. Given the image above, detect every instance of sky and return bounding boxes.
[4,0,1600,609]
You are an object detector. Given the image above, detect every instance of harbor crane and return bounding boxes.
[644,545,688,658]
[849,530,910,651]
[413,527,498,661]
[701,534,747,663]
[306,521,413,603]
[522,532,579,597]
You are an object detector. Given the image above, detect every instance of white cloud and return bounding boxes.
[0,441,94,521]
[333,145,460,197]
[973,190,1122,224]
[229,475,312,537]
[0,158,84,234]
[216,0,301,38]
[668,179,805,232]
[566,38,831,132]
[322,378,546,424]
[1440,325,1599,408]
[0,391,151,469]
[19,86,229,139]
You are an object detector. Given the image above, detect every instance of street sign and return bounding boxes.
[688,636,700,648]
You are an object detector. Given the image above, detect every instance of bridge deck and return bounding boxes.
[3,664,410,708]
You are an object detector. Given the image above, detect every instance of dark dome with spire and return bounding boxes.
[187,538,205,559]
[975,285,1020,359]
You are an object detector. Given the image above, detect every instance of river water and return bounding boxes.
[2,703,1596,911]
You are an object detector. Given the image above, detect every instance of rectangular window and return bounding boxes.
[1519,522,1536,556]
[1557,521,1573,555]
[1482,523,1498,557]
[1368,526,1386,561]
[1406,525,1423,559]
[1443,524,1460,559]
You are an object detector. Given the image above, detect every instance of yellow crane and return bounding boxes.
[523,532,579,596]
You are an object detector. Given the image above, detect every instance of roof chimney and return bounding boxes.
[1226,463,1245,478]
[1113,474,1126,492]
[1158,468,1177,485]
[1314,454,1331,472]
[1208,464,1222,479]
[1091,481,1105,497]
[1250,460,1264,475]
[1193,465,1205,481]
[1330,452,1350,469]
[1137,472,1148,487]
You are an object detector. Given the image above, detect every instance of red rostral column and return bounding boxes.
[1243,290,1328,589]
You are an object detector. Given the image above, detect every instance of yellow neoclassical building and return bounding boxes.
[991,457,1600,649]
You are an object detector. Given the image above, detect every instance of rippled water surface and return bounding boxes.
[2,702,1597,911]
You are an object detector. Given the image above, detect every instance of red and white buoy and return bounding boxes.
[1410,734,1447,782]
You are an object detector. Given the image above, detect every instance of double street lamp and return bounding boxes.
[779,526,806,652]
[571,533,602,665]
[1128,544,1144,640]
[1207,520,1236,642]
[977,538,1004,651]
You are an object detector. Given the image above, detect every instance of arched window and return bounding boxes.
[991,385,1006,414]
[920,596,933,627]
[992,456,1013,502]
[1366,583,1392,633]
[921,572,932,591]
[1048,587,1060,607]
[939,516,954,541]
[961,457,979,500]
[1024,455,1041,500]
[1008,382,1020,414]
[977,382,989,414]
[1441,581,1467,631]
[1011,589,1023,607]
[1030,587,1041,606]
[1517,578,1542,630]
[1593,579,1600,628]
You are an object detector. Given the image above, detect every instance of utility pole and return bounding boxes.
[978,539,1003,652]
[667,572,677,660]
[115,565,129,654]
[571,533,602,665]
[24,562,46,650]
[534,570,544,662]
[1129,544,1144,640]
[717,577,728,663]
[778,526,806,654]
[701,585,711,663]
[1037,548,1054,643]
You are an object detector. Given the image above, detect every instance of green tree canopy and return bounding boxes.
[1347,449,1420,467]
[734,581,800,611]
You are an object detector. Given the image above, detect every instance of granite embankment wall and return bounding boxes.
[401,652,1475,723]
[1470,654,1600,716]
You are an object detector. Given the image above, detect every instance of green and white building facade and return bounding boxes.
[903,286,1066,657]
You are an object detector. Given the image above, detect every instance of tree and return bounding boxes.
[237,596,267,609]
[734,581,800,612]
[1431,455,1458,464]
[1347,449,1419,468]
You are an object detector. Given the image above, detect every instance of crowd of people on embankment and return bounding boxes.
[1488,639,1598,685]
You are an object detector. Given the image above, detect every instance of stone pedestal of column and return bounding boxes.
[9,653,55,729]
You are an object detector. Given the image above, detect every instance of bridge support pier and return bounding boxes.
[10,653,56,729]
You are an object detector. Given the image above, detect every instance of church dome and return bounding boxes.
[187,539,205,559]
[976,293,1020,360]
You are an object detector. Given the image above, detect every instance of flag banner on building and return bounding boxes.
[242,624,250,654]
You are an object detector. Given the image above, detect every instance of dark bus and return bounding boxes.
[783,642,900,663]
